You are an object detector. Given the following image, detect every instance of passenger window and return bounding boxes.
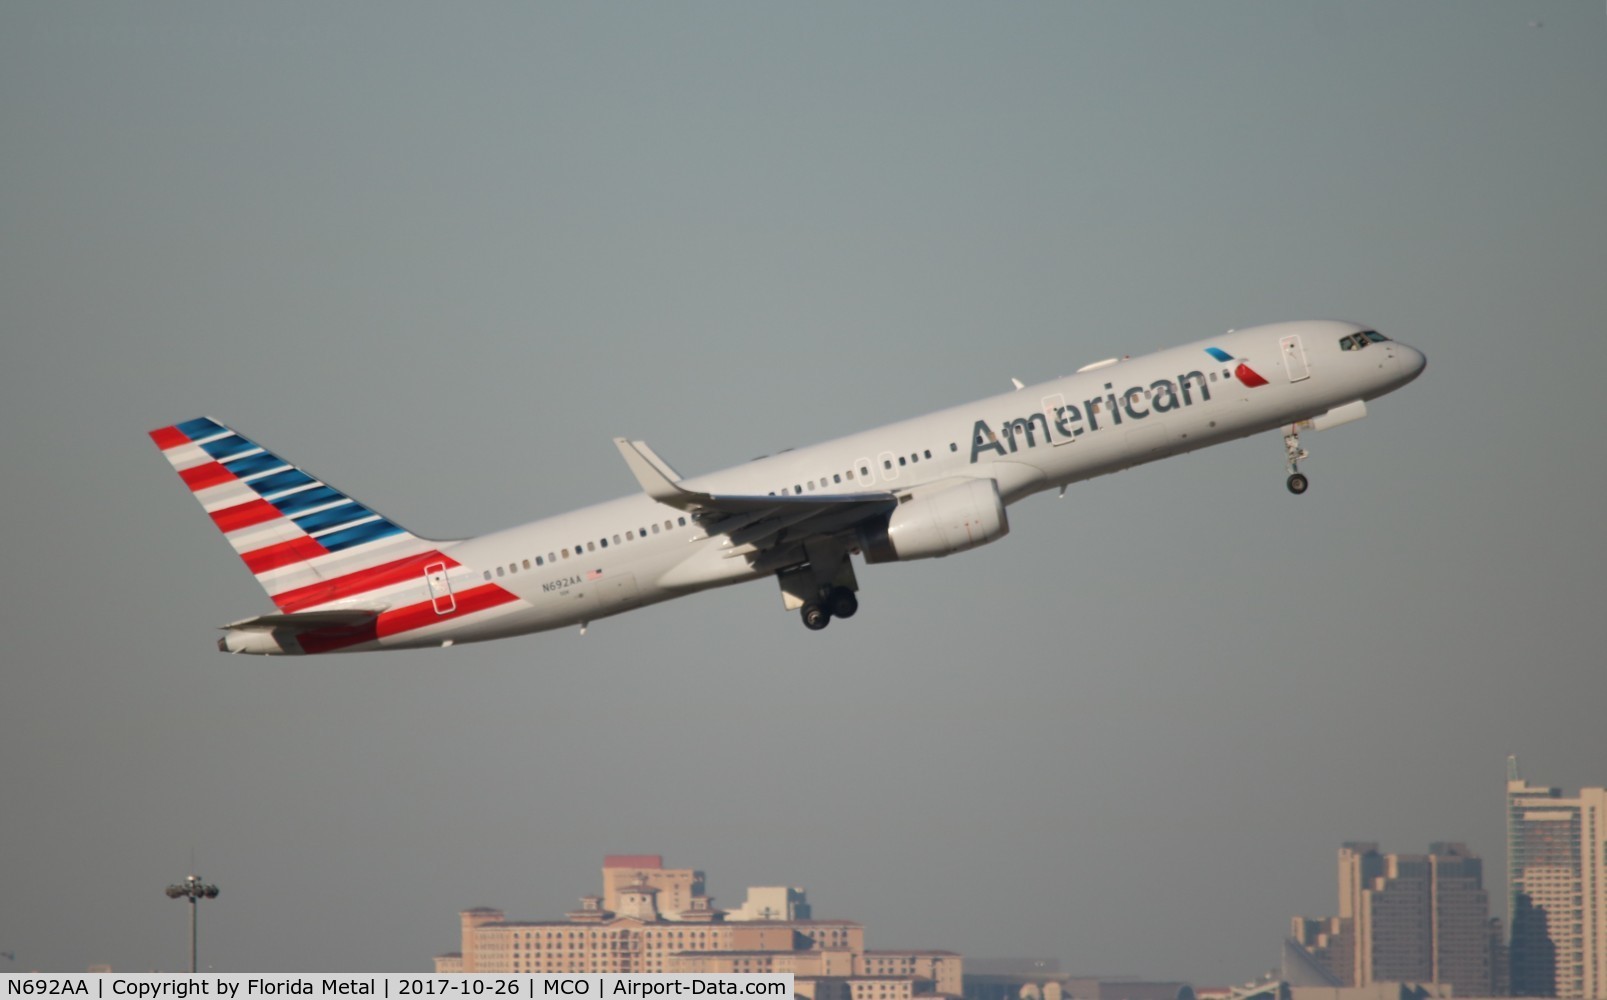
[677,517,686,526]
[950,443,957,452]
[884,459,892,470]
[483,571,492,581]
[794,485,802,494]
[898,456,906,466]
[523,559,531,570]
[651,524,659,534]
[833,473,841,484]
[562,548,570,558]
[613,534,621,544]
[861,466,870,477]
[548,552,556,563]
[496,566,505,577]
[587,541,595,552]
[536,556,544,567]
[924,450,932,459]
[807,481,815,491]
[600,538,607,548]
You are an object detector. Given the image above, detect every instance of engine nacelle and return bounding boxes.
[858,478,1009,564]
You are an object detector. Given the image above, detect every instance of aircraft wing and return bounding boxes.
[613,438,897,554]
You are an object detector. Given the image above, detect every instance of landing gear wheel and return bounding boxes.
[1283,425,1311,495]
[801,603,832,631]
[827,587,859,620]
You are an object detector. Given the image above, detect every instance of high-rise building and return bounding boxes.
[435,855,960,1000]
[1292,842,1497,996]
[1506,756,1607,998]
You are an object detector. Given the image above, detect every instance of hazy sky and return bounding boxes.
[3,0,1604,981]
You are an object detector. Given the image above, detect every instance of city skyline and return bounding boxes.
[3,0,1604,979]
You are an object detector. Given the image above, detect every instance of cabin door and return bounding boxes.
[424,561,456,615]
[1280,335,1311,382]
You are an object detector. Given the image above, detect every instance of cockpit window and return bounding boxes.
[1340,330,1390,351]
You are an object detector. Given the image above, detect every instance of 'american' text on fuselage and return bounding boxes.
[970,370,1213,462]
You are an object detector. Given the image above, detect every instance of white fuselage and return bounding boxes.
[362,320,1423,650]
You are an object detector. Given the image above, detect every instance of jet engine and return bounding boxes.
[857,478,1009,563]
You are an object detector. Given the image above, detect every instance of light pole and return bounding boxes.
[165,874,219,973]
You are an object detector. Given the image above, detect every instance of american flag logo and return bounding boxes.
[586,569,604,581]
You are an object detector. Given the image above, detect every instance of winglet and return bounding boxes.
[614,438,691,505]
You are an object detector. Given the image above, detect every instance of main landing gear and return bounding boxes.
[800,587,858,631]
[1284,424,1310,495]
[779,547,861,631]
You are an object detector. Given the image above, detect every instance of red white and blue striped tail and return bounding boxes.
[148,417,439,613]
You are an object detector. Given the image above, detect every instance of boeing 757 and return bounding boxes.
[150,319,1425,654]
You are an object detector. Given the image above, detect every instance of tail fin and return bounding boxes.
[149,417,439,612]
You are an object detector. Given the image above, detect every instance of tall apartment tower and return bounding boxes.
[1507,756,1607,998]
[1293,841,1496,996]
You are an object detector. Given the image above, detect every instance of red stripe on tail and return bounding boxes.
[210,499,283,533]
[149,426,189,450]
[242,536,329,574]
[179,462,234,492]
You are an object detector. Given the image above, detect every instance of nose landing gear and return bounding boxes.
[1284,425,1310,495]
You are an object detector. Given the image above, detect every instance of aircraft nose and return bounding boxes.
[1399,344,1427,381]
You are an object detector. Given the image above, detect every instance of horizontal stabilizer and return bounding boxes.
[224,608,382,632]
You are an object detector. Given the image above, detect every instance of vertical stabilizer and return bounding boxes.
[149,417,439,612]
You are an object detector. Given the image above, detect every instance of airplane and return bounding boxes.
[149,319,1425,654]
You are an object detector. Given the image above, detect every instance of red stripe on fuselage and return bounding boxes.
[179,461,234,492]
[149,426,189,450]
[210,499,282,533]
[1235,363,1269,388]
[242,536,329,574]
[295,583,519,654]
[376,584,520,639]
[273,551,459,613]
